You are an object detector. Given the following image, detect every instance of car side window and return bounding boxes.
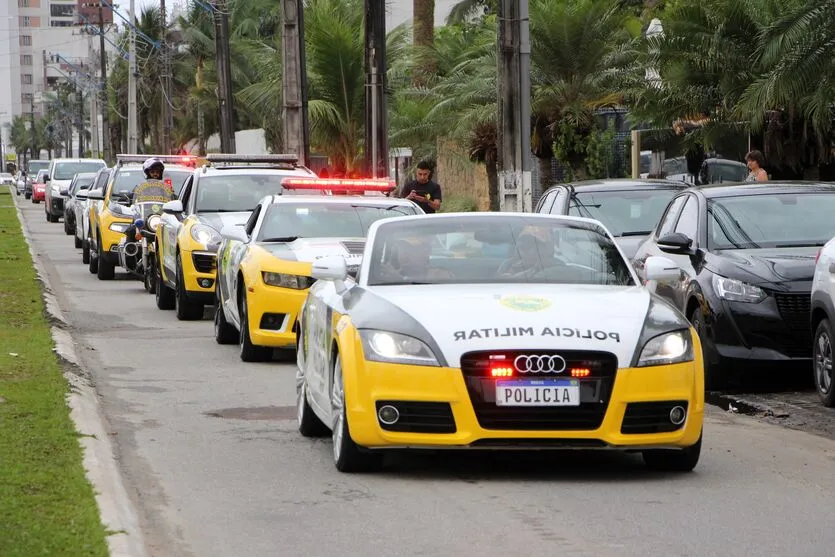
[674,195,699,241]
[656,195,687,238]
[536,189,558,213]
[94,169,109,191]
[180,177,194,211]
[245,205,262,237]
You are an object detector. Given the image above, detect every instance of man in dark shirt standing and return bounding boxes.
[400,161,442,213]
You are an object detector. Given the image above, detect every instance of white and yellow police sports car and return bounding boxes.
[214,178,424,362]
[295,212,705,473]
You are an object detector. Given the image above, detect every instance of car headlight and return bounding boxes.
[359,330,439,366]
[712,275,766,303]
[190,224,222,247]
[637,330,694,367]
[262,272,315,289]
[109,222,130,233]
[147,214,161,231]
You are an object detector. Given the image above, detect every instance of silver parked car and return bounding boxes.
[63,172,97,244]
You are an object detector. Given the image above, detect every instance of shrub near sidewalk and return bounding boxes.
[0,192,109,556]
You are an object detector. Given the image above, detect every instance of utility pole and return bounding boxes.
[496,0,532,212]
[214,0,236,153]
[364,0,388,178]
[30,99,37,162]
[88,34,100,157]
[160,0,173,154]
[97,3,112,162]
[128,0,138,153]
[281,0,309,165]
[77,85,85,157]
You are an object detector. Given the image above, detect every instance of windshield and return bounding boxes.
[257,203,419,242]
[568,188,681,236]
[367,217,635,286]
[111,168,191,198]
[703,161,747,184]
[53,161,105,181]
[28,161,49,174]
[194,174,307,213]
[708,192,835,249]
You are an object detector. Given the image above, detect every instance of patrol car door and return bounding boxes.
[227,204,262,327]
[162,176,192,276]
[304,281,338,412]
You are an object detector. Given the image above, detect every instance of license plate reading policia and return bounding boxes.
[495,379,580,407]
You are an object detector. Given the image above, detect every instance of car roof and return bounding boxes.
[553,178,688,192]
[691,181,835,198]
[266,194,417,207]
[51,158,106,163]
[197,166,316,177]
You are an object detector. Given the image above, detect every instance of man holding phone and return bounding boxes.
[400,160,442,213]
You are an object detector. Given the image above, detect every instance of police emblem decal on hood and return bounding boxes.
[498,294,552,312]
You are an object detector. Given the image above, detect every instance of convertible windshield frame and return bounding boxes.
[707,192,835,250]
[365,215,637,287]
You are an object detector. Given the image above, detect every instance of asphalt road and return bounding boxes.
[16,198,835,557]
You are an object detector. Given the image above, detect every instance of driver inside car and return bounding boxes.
[497,228,562,278]
[378,235,454,282]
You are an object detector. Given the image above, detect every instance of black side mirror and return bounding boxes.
[657,232,694,255]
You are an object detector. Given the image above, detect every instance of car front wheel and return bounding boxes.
[331,354,383,473]
[813,319,835,407]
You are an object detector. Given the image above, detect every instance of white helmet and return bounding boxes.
[142,158,165,178]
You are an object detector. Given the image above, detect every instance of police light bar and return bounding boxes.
[280,178,396,193]
[205,154,300,165]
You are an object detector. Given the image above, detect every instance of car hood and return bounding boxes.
[198,211,251,232]
[262,237,366,269]
[366,283,651,368]
[708,247,819,286]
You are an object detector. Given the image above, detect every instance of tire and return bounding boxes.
[82,238,91,265]
[238,292,271,362]
[214,292,238,344]
[48,211,59,223]
[642,431,702,472]
[88,236,99,274]
[64,215,74,235]
[813,319,835,407]
[331,354,383,473]
[96,235,115,280]
[25,193,31,199]
[45,208,50,221]
[144,254,157,294]
[175,255,204,321]
[74,234,82,248]
[689,307,724,390]
[155,258,176,310]
[297,378,329,437]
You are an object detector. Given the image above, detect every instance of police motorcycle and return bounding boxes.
[116,198,165,292]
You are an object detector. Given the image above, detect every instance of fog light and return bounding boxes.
[198,278,214,288]
[377,405,399,425]
[669,406,686,425]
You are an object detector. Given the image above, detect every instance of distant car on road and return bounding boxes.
[632,182,835,389]
[44,158,107,223]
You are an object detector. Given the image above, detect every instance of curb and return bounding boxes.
[9,188,150,557]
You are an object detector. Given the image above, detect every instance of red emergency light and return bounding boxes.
[164,177,173,187]
[281,177,396,195]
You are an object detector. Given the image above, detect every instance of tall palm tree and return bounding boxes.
[413,0,436,86]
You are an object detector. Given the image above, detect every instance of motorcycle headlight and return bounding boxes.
[262,272,315,290]
[109,222,130,233]
[358,329,439,366]
[637,330,694,367]
[190,224,222,247]
[147,214,161,231]
[712,275,766,303]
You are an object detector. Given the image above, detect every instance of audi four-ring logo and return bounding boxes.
[513,355,567,374]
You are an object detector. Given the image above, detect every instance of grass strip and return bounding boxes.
[0,188,109,557]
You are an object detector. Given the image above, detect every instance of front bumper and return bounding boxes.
[343,359,704,450]
[246,282,309,348]
[48,195,65,215]
[180,248,218,303]
[707,290,811,362]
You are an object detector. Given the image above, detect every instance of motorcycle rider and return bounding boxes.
[125,158,175,243]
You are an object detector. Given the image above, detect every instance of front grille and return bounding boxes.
[375,401,456,433]
[192,252,217,273]
[52,198,64,211]
[621,401,688,434]
[774,292,812,357]
[341,240,365,255]
[460,350,618,431]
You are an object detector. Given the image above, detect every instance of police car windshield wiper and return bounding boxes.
[197,208,238,213]
[617,230,652,237]
[262,236,301,243]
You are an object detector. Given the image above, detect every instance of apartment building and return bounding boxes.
[0,0,115,155]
